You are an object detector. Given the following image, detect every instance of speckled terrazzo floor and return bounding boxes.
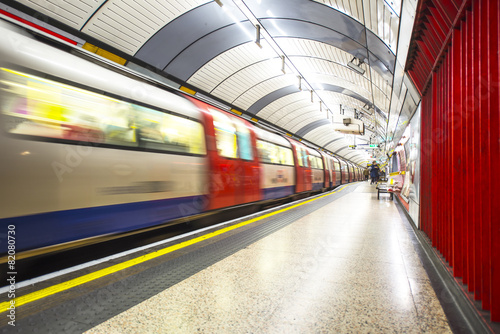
[84,182,452,333]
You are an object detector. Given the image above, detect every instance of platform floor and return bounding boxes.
[82,182,451,333]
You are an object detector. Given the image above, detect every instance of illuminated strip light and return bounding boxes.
[82,42,126,66]
[0,8,77,46]
[0,185,349,313]
[179,86,196,95]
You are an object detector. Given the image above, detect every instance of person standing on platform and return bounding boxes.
[363,168,369,181]
[370,161,380,184]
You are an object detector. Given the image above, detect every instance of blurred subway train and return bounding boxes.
[0,21,363,258]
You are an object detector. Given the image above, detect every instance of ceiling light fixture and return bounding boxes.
[360,106,373,115]
[255,24,262,48]
[347,57,365,75]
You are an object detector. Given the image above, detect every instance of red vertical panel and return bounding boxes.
[447,52,453,264]
[431,72,439,248]
[436,67,443,255]
[428,89,433,239]
[446,52,453,264]
[441,64,447,259]
[488,0,500,321]
[451,27,463,277]
[467,9,475,292]
[421,89,434,239]
[471,0,482,300]
[463,11,472,287]
[436,69,443,254]
[473,1,485,295]
[422,94,430,235]
[443,62,448,260]
[477,0,488,306]
[460,16,469,280]
[446,51,453,265]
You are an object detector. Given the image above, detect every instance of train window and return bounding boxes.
[0,68,206,155]
[211,109,238,159]
[279,147,294,166]
[295,147,303,167]
[295,148,309,167]
[310,156,318,169]
[312,156,323,170]
[134,105,206,154]
[257,140,276,164]
[302,149,310,167]
[334,161,340,171]
[232,118,253,161]
[257,140,293,166]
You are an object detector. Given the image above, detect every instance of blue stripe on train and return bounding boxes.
[0,195,205,253]
[262,185,295,200]
[312,182,323,191]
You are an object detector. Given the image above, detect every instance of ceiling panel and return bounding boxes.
[314,0,400,54]
[264,98,317,123]
[258,93,307,120]
[234,76,298,110]
[210,58,284,102]
[286,112,325,133]
[82,0,211,54]
[188,42,275,93]
[15,0,105,29]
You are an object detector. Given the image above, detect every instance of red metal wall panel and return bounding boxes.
[450,27,463,278]
[415,0,499,322]
[465,10,474,292]
[488,0,500,321]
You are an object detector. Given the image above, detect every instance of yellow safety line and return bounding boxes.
[0,185,348,313]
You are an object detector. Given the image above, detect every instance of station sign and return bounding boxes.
[349,144,378,150]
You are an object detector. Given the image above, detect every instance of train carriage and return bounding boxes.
[0,22,209,252]
[253,127,295,200]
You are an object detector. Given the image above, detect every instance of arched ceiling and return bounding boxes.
[9,0,404,165]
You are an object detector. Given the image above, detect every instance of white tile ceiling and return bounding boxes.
[313,0,401,53]
[81,0,212,54]
[15,0,106,29]
[10,0,402,164]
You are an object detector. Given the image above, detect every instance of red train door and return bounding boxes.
[340,160,348,184]
[332,157,341,186]
[320,152,330,188]
[232,117,260,204]
[289,139,312,193]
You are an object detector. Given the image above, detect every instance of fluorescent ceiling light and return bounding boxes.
[360,107,373,115]
[347,58,365,75]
